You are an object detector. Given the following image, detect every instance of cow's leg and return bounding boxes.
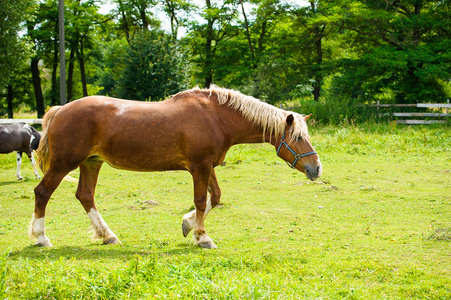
[16,152,23,180]
[26,151,41,180]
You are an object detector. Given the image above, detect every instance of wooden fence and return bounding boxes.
[365,100,450,124]
[0,119,43,125]
[1,100,450,125]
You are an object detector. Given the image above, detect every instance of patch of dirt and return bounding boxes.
[295,179,330,186]
[324,186,339,191]
[427,228,451,241]
[129,200,158,210]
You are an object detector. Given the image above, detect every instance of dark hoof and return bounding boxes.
[198,241,218,249]
[103,237,121,245]
[35,241,52,247]
[182,221,190,237]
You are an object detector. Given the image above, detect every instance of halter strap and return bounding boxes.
[276,125,317,169]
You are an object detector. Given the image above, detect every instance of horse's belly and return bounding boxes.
[98,148,190,172]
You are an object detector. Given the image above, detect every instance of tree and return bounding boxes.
[185,0,240,87]
[26,0,59,118]
[160,0,194,40]
[290,0,342,101]
[95,37,129,96]
[66,0,105,98]
[116,31,188,101]
[112,0,160,43]
[334,0,451,103]
[0,0,35,117]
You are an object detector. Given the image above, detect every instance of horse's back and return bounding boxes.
[45,94,229,172]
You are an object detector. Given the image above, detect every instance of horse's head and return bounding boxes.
[276,114,322,181]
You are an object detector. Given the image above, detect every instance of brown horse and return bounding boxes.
[30,86,322,248]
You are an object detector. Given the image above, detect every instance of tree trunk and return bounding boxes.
[204,26,214,88]
[67,47,76,101]
[413,3,422,46]
[204,0,214,88]
[164,0,178,41]
[31,57,45,118]
[311,1,323,102]
[138,3,149,30]
[240,0,255,66]
[258,21,267,54]
[77,37,88,97]
[118,0,131,43]
[51,35,59,106]
[312,31,323,102]
[7,84,13,118]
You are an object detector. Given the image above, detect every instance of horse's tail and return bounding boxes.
[36,106,62,174]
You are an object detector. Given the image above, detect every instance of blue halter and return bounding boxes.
[276,125,317,169]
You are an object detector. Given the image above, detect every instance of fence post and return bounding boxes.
[447,99,449,124]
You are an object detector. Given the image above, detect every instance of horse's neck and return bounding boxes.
[227,113,277,146]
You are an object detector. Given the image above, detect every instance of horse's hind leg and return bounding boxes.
[15,152,23,180]
[76,160,120,245]
[182,168,221,238]
[30,169,68,247]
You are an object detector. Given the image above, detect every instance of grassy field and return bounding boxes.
[0,123,450,299]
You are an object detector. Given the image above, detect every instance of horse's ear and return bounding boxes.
[304,114,312,121]
[286,114,294,125]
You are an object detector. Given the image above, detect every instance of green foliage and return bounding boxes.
[0,0,35,89]
[2,0,451,121]
[295,95,370,125]
[95,38,129,96]
[115,31,188,101]
[334,0,451,104]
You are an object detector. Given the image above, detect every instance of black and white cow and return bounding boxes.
[0,123,41,180]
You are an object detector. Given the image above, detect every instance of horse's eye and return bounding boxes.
[296,136,303,141]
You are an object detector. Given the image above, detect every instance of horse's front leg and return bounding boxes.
[189,163,217,249]
[183,169,221,239]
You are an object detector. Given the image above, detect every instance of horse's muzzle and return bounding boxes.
[305,163,322,181]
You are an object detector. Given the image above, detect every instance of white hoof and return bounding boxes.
[193,234,217,249]
[35,235,53,247]
[29,216,52,247]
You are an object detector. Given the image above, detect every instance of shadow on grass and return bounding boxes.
[0,177,38,186]
[0,180,22,186]
[7,243,207,261]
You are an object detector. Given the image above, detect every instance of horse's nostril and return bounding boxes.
[316,164,322,177]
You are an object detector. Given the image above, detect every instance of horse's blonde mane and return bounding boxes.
[188,85,309,141]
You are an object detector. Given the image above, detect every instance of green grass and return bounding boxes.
[0,123,450,299]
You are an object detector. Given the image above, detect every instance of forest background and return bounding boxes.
[1,0,450,124]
